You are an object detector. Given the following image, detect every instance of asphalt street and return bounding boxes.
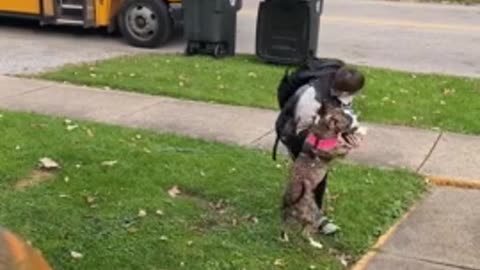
[0,0,478,77]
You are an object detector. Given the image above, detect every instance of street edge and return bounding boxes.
[426,175,480,190]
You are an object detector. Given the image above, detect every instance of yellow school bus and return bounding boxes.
[0,0,182,48]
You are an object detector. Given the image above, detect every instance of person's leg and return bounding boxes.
[314,172,339,235]
[314,172,328,210]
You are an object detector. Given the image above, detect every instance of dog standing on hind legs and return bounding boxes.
[280,102,360,249]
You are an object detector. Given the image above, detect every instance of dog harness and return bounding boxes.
[306,133,338,151]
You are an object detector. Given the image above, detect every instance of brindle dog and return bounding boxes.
[280,102,357,248]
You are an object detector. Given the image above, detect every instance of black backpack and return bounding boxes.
[272,57,346,161]
[277,57,345,110]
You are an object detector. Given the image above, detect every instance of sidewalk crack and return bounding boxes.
[248,129,274,145]
[114,100,164,120]
[2,84,53,99]
[416,130,444,173]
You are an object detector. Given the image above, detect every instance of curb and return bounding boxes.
[350,208,413,270]
[426,176,480,190]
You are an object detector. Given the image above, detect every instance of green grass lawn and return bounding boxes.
[0,111,426,270]
[38,54,480,135]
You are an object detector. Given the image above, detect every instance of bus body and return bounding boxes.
[0,0,182,47]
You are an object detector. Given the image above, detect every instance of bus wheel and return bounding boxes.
[118,0,172,48]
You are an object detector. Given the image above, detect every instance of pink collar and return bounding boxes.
[306,133,338,151]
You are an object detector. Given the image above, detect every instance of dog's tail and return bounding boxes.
[272,135,280,161]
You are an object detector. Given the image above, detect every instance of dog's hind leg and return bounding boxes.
[302,225,323,249]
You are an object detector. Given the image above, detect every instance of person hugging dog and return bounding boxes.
[273,58,367,235]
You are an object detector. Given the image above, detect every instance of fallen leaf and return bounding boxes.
[168,186,181,198]
[85,196,96,204]
[138,209,147,217]
[70,251,83,259]
[66,125,79,131]
[274,258,286,267]
[101,160,118,167]
[39,158,60,170]
[127,227,138,234]
[336,254,350,267]
[443,88,456,96]
[159,235,168,241]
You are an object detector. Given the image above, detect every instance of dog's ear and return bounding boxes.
[317,101,329,117]
[318,101,335,120]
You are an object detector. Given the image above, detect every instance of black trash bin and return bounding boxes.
[184,0,242,58]
[256,0,323,65]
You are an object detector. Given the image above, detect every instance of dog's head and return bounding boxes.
[311,102,356,137]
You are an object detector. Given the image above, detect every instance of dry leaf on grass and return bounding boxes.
[101,160,118,167]
[85,196,96,204]
[274,258,286,267]
[138,209,147,218]
[39,158,60,170]
[168,186,181,198]
[66,125,79,131]
[159,235,168,241]
[70,251,83,259]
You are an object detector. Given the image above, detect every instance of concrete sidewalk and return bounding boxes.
[1,75,479,270]
[1,75,479,182]
[364,187,480,270]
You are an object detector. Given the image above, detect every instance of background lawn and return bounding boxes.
[38,54,480,135]
[0,111,426,270]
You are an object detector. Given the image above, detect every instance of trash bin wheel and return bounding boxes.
[213,43,225,58]
[185,42,199,56]
[118,0,173,48]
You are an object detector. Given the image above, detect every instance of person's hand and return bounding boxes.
[342,133,363,149]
